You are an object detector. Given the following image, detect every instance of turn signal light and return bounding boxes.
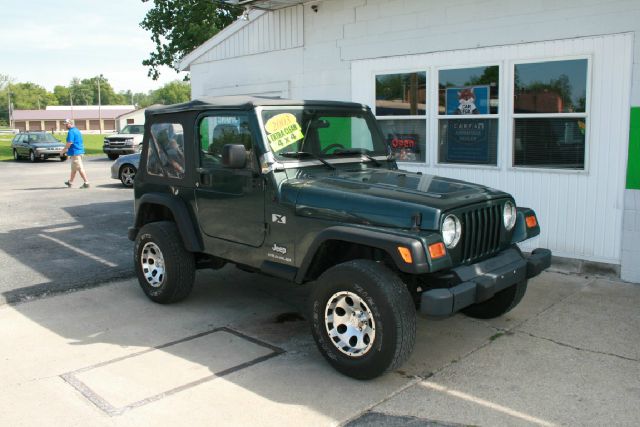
[428,242,446,259]
[397,247,413,264]
[526,215,538,228]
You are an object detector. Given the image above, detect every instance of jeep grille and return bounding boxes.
[460,204,502,263]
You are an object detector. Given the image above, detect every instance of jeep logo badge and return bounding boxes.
[272,244,287,255]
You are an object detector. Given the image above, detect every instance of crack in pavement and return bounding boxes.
[516,330,639,363]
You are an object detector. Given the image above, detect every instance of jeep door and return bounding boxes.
[194,112,266,247]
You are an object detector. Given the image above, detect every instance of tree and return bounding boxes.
[67,77,127,106]
[5,82,57,110]
[0,74,14,126]
[144,80,191,106]
[140,0,241,80]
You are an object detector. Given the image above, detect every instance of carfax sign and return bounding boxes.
[444,85,491,163]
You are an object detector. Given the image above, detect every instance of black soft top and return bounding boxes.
[145,96,369,116]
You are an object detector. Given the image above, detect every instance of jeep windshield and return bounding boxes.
[259,107,388,163]
[120,125,144,134]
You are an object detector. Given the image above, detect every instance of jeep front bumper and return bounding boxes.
[420,247,551,317]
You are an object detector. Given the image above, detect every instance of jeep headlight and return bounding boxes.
[442,214,462,249]
[503,201,516,230]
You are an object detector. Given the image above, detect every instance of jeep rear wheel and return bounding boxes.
[134,221,195,304]
[309,260,416,380]
[462,279,528,319]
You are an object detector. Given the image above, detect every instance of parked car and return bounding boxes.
[111,153,139,187]
[103,124,145,160]
[11,132,67,162]
[128,96,551,380]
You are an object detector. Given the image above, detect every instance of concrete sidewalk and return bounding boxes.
[0,269,638,426]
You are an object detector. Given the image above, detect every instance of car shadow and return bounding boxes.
[0,200,134,304]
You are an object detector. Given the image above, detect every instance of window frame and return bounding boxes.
[433,63,503,169]
[373,69,428,165]
[507,55,592,173]
[196,110,256,170]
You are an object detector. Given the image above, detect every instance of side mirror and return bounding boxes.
[222,144,247,169]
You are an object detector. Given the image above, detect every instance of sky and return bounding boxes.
[0,0,187,95]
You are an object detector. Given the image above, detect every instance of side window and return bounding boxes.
[513,59,588,169]
[199,113,253,168]
[147,123,185,179]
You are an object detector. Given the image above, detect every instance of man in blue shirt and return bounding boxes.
[61,119,90,188]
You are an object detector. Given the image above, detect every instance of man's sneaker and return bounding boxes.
[81,183,90,189]
[64,181,72,187]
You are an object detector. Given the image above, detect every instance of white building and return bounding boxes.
[179,0,640,282]
[115,107,147,132]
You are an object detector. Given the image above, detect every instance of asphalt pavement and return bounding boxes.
[0,156,134,304]
[0,157,639,426]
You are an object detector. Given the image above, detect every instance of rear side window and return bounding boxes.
[147,123,185,179]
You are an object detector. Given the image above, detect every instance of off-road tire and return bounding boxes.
[134,221,195,304]
[461,279,528,319]
[107,153,119,160]
[309,259,416,380]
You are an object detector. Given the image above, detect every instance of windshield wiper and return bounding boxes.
[279,151,336,170]
[332,148,382,166]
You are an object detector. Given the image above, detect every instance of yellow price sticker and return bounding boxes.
[265,113,304,152]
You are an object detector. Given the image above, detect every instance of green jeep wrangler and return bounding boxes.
[129,96,551,379]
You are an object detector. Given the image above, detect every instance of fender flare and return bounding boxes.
[130,193,203,252]
[294,226,433,283]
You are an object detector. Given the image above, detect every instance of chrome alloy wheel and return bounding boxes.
[325,291,376,357]
[141,242,165,288]
[120,165,136,186]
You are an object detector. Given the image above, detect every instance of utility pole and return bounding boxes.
[7,89,12,129]
[97,74,103,134]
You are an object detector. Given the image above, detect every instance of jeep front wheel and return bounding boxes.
[134,221,195,304]
[461,279,528,319]
[309,260,416,380]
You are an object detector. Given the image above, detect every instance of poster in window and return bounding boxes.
[387,133,420,162]
[444,119,490,163]
[446,86,490,115]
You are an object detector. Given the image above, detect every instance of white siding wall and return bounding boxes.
[190,48,304,98]
[191,6,304,65]
[352,34,633,264]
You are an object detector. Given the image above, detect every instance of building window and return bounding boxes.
[437,65,500,165]
[375,72,427,162]
[513,59,588,169]
[147,123,185,179]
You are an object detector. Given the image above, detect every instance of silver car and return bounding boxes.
[111,153,140,187]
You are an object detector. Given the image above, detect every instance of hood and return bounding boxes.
[106,133,143,139]
[284,169,510,230]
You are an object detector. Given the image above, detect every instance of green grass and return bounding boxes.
[0,133,106,161]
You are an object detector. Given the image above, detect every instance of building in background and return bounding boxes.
[115,105,162,131]
[179,0,640,282]
[12,105,135,133]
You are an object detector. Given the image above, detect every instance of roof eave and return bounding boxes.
[177,9,267,70]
